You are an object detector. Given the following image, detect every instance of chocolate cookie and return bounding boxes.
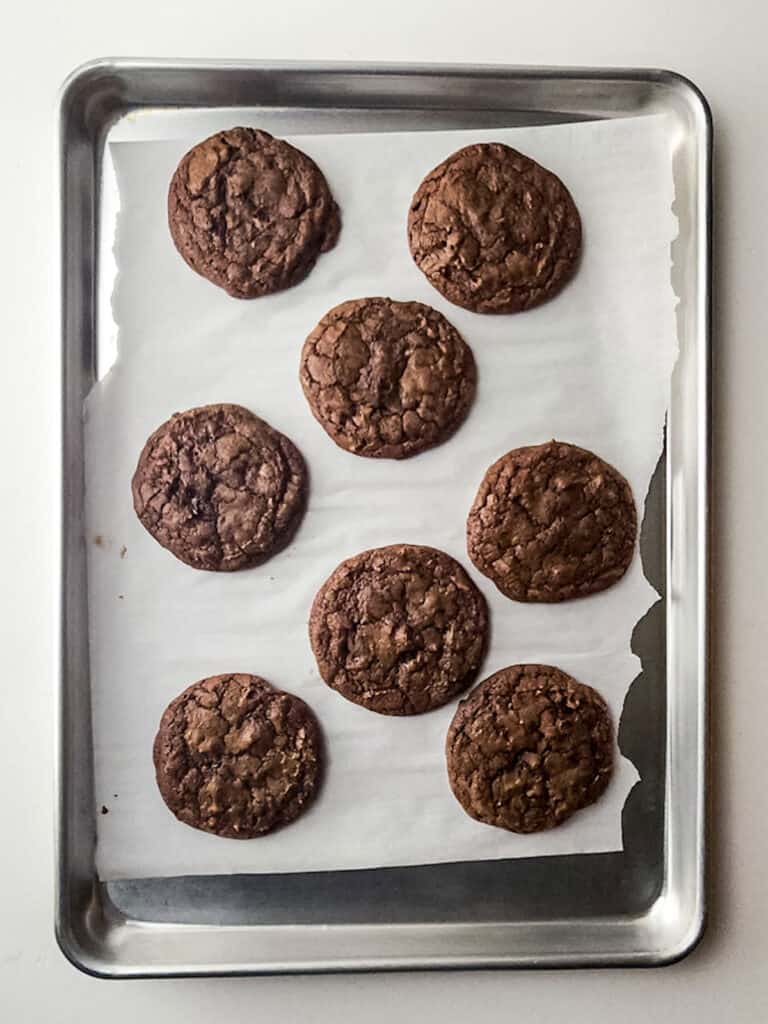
[153,673,323,838]
[300,297,476,459]
[408,143,581,314]
[467,441,636,602]
[132,403,306,571]
[309,544,488,715]
[446,664,613,833]
[168,127,340,298]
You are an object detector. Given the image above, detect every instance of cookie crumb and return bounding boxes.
[93,534,105,548]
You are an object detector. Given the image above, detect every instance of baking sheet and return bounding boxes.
[86,114,678,880]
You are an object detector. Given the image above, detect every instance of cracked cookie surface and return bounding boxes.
[153,673,322,838]
[168,127,340,298]
[309,544,488,715]
[408,143,581,314]
[132,403,306,571]
[299,297,476,459]
[446,664,613,833]
[467,441,636,602]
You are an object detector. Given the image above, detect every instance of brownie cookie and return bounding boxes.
[467,441,636,602]
[446,664,613,833]
[168,127,340,298]
[132,403,306,571]
[154,673,323,838]
[300,297,476,459]
[408,143,581,314]
[310,544,488,715]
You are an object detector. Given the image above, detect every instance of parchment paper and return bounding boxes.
[87,115,678,880]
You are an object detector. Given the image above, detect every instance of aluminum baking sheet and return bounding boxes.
[57,62,710,976]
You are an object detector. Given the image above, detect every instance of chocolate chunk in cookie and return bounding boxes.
[310,544,488,715]
[154,673,323,838]
[300,297,476,459]
[132,403,306,571]
[408,143,581,314]
[446,664,613,833]
[467,441,636,602]
[168,127,340,298]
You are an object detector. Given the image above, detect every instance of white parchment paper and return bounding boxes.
[87,115,678,880]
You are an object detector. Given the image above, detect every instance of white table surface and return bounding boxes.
[1,1,765,1019]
